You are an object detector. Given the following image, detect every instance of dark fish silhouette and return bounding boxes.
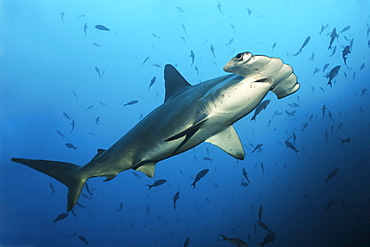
[142,56,150,66]
[83,22,87,37]
[256,220,271,233]
[151,64,161,68]
[95,117,100,125]
[258,205,264,221]
[260,162,265,174]
[210,45,216,57]
[324,168,339,183]
[63,112,72,120]
[326,66,340,87]
[242,168,251,183]
[95,24,110,32]
[219,234,248,247]
[49,183,56,194]
[78,235,89,246]
[85,105,93,111]
[251,100,270,121]
[70,120,76,133]
[272,42,276,51]
[85,183,93,196]
[146,179,167,190]
[292,36,310,56]
[359,63,365,71]
[217,3,223,15]
[319,23,329,34]
[203,157,213,162]
[324,199,335,210]
[323,63,329,72]
[173,191,180,210]
[191,168,209,188]
[124,100,139,107]
[329,46,337,57]
[340,26,350,33]
[340,137,351,144]
[152,33,160,39]
[342,46,351,65]
[246,8,252,15]
[251,144,263,153]
[60,11,65,22]
[176,6,184,12]
[56,130,65,137]
[328,28,338,50]
[148,76,156,92]
[116,202,123,212]
[190,50,195,66]
[259,232,276,247]
[93,42,102,47]
[181,23,187,33]
[225,38,234,46]
[53,213,69,223]
[284,141,299,154]
[65,143,78,151]
[184,237,190,247]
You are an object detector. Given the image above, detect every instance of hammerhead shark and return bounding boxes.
[12,52,300,211]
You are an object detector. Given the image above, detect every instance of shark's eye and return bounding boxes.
[235,53,243,60]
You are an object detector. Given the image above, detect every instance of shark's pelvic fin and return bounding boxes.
[134,162,156,178]
[11,158,86,212]
[164,64,192,102]
[205,125,245,160]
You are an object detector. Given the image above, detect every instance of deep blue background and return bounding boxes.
[1,0,370,246]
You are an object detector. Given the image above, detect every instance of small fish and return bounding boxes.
[53,213,69,223]
[83,22,88,37]
[85,105,93,111]
[191,169,209,188]
[259,232,276,247]
[323,63,330,72]
[116,202,123,212]
[324,168,339,183]
[326,66,340,87]
[190,50,195,66]
[242,168,251,183]
[251,100,270,121]
[146,179,167,190]
[176,6,185,12]
[328,28,338,50]
[285,110,296,117]
[78,235,89,246]
[63,112,72,120]
[319,23,329,34]
[142,56,150,66]
[148,76,156,92]
[292,36,310,56]
[152,33,160,39]
[60,11,65,22]
[260,162,265,175]
[359,63,365,71]
[329,46,337,57]
[151,64,161,68]
[82,193,92,200]
[124,100,139,107]
[194,66,199,75]
[85,183,93,196]
[56,130,65,137]
[71,120,76,133]
[272,42,276,51]
[251,144,263,153]
[65,143,78,151]
[340,137,351,144]
[95,24,110,32]
[324,199,335,210]
[310,52,315,61]
[95,117,100,125]
[284,141,300,154]
[217,3,223,15]
[225,38,234,47]
[203,157,213,162]
[181,23,186,33]
[219,234,248,247]
[173,191,180,210]
[95,66,102,78]
[184,237,190,247]
[210,45,216,57]
[340,25,350,33]
[361,88,367,96]
[258,205,264,221]
[93,42,102,47]
[256,220,272,233]
[230,23,236,32]
[246,8,252,15]
[342,46,351,65]
[49,183,56,194]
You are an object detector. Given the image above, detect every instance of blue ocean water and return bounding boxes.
[1,0,370,246]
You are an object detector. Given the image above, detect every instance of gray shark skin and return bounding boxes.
[11,52,300,212]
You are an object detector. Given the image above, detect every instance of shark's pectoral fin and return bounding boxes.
[134,162,156,178]
[205,125,245,160]
[165,115,208,154]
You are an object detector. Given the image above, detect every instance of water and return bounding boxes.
[1,0,370,246]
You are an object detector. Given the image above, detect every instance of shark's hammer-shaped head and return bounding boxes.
[224,52,300,99]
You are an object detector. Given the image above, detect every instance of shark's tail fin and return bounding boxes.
[11,158,86,212]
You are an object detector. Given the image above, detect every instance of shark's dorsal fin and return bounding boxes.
[164,64,191,102]
[205,126,245,160]
[134,162,156,178]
